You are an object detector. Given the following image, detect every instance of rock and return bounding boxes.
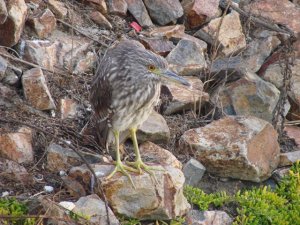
[60,175,86,198]
[73,51,96,75]
[279,151,300,167]
[137,110,170,144]
[212,72,285,122]
[3,66,19,85]
[181,0,220,29]
[161,76,209,115]
[69,164,190,220]
[0,55,7,80]
[242,0,300,34]
[22,68,56,111]
[0,83,18,108]
[272,167,290,183]
[87,0,107,14]
[183,158,206,187]
[72,194,119,225]
[139,37,175,57]
[0,127,33,164]
[28,9,56,39]
[47,0,68,19]
[0,0,27,47]
[59,98,79,119]
[22,40,59,71]
[125,0,153,27]
[46,142,104,172]
[140,141,182,169]
[179,116,280,182]
[185,210,233,225]
[90,11,112,29]
[148,24,185,39]
[262,59,300,107]
[0,158,33,185]
[284,125,300,147]
[107,0,128,16]
[0,0,7,24]
[201,11,246,56]
[166,39,207,76]
[144,0,183,26]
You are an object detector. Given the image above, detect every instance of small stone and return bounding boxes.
[202,11,246,56]
[0,127,33,164]
[166,39,207,75]
[90,11,112,29]
[0,0,7,24]
[148,24,185,39]
[181,0,220,29]
[47,0,68,19]
[0,55,7,80]
[137,110,170,144]
[125,0,153,27]
[44,186,54,193]
[139,37,175,57]
[272,167,290,183]
[107,0,128,16]
[183,158,206,186]
[140,141,182,169]
[185,210,233,225]
[179,116,280,182]
[3,67,19,85]
[87,0,107,14]
[0,83,17,108]
[73,194,119,225]
[61,176,86,198]
[284,125,300,147]
[59,201,76,211]
[22,68,56,111]
[0,0,27,47]
[144,0,183,26]
[28,9,56,38]
[161,76,209,115]
[59,98,79,119]
[46,142,104,172]
[73,51,96,75]
[279,151,300,167]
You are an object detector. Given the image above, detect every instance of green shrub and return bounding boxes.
[184,161,300,225]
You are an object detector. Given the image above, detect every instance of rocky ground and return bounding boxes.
[0,0,300,224]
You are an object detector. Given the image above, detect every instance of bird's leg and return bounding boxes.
[105,130,137,188]
[127,128,162,177]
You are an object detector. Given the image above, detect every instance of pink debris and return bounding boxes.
[130,22,142,32]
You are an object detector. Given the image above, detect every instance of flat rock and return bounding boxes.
[243,0,300,34]
[0,127,33,164]
[212,72,285,122]
[22,68,56,111]
[139,37,175,57]
[202,11,246,56]
[140,141,182,169]
[47,0,68,19]
[90,11,112,29]
[181,0,220,29]
[28,8,56,38]
[166,39,207,76]
[144,0,183,26]
[46,142,105,172]
[137,110,170,144]
[279,151,300,167]
[69,164,190,220]
[185,210,233,225]
[107,0,127,16]
[0,0,7,24]
[125,0,153,27]
[73,194,119,225]
[179,116,280,182]
[161,76,209,115]
[262,59,300,107]
[183,158,206,187]
[0,0,27,47]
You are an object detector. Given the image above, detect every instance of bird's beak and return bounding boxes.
[161,70,190,86]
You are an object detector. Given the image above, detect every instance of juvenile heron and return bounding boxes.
[90,39,189,184]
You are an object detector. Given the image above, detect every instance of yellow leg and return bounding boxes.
[105,130,137,188]
[127,128,162,178]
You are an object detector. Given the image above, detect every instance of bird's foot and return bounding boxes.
[105,160,138,188]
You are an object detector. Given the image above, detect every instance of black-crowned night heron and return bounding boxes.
[90,39,189,185]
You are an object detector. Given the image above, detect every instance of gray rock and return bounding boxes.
[3,67,19,85]
[0,55,7,80]
[144,0,183,25]
[272,167,290,183]
[125,0,153,27]
[179,116,280,182]
[279,151,300,167]
[107,0,128,16]
[167,39,207,76]
[183,158,206,187]
[185,210,233,225]
[0,0,7,24]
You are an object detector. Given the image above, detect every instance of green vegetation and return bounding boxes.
[0,198,35,225]
[184,161,300,225]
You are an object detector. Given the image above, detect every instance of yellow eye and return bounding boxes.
[148,64,156,71]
